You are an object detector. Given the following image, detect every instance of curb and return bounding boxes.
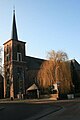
[0,98,56,104]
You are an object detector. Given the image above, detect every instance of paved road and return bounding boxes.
[0,99,80,120]
[0,102,58,120]
[38,100,80,120]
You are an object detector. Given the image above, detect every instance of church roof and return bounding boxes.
[26,84,38,91]
[25,56,45,70]
[11,9,18,40]
[69,59,80,71]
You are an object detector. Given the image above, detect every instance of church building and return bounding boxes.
[3,10,44,99]
[3,10,80,99]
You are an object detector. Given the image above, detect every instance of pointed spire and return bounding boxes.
[11,8,18,40]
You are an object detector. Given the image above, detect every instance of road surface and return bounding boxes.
[38,100,80,120]
[0,102,56,120]
[0,99,80,120]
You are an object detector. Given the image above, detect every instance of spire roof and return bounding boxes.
[11,9,18,40]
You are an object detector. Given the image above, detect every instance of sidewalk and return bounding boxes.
[0,97,57,104]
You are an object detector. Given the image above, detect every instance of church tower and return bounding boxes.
[3,10,26,99]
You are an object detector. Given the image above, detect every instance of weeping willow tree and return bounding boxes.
[37,50,72,94]
[57,61,72,94]
[37,60,56,88]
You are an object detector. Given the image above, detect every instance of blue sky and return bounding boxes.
[0,0,80,63]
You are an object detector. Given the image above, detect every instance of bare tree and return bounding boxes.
[47,50,68,61]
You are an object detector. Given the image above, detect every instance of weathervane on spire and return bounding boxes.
[13,5,15,14]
